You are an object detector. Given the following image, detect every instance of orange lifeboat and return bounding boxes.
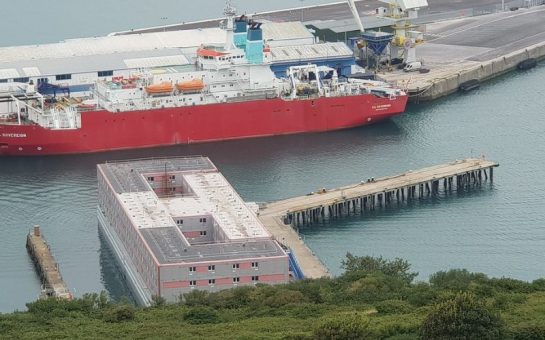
[145,82,173,94]
[176,79,204,92]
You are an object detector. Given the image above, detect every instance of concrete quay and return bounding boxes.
[26,226,71,300]
[381,6,545,102]
[258,158,498,278]
[113,0,509,35]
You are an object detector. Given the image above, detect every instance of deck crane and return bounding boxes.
[375,0,428,63]
[347,0,365,33]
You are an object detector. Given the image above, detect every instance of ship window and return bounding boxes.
[55,74,72,81]
[13,77,29,83]
[98,70,113,77]
[0,79,7,83]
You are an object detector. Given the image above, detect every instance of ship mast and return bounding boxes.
[224,0,237,51]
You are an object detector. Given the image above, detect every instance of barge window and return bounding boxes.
[56,74,72,81]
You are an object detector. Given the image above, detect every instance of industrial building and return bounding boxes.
[97,157,289,305]
[0,20,355,96]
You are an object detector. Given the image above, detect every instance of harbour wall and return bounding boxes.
[412,41,545,102]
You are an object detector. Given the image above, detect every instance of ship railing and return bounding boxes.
[28,106,81,130]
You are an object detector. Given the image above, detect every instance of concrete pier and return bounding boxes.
[258,158,498,278]
[381,7,545,102]
[26,226,71,300]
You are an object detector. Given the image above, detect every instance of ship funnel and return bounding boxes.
[245,22,263,64]
[234,15,248,49]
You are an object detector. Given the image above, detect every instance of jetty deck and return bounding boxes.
[258,158,498,279]
[26,226,71,299]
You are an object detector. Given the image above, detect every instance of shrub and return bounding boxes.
[375,300,412,315]
[345,273,406,303]
[341,254,417,284]
[493,292,528,310]
[405,282,437,307]
[26,293,109,317]
[314,313,375,340]
[429,269,487,291]
[510,325,545,340]
[287,303,324,319]
[181,290,210,306]
[102,304,136,323]
[488,277,534,293]
[183,306,220,324]
[531,278,545,291]
[420,292,504,340]
[151,295,167,308]
[264,290,306,308]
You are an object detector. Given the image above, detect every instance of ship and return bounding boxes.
[0,11,407,156]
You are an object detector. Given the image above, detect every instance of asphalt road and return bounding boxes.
[425,6,545,61]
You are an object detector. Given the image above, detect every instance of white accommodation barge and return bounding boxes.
[97,156,289,305]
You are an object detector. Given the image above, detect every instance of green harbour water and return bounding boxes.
[0,0,545,313]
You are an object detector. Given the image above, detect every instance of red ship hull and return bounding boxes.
[0,94,407,156]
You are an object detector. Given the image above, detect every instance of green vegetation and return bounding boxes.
[3,254,545,339]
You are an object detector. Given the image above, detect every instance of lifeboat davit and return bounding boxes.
[145,82,173,94]
[176,79,204,92]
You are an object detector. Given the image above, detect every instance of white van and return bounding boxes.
[403,61,422,72]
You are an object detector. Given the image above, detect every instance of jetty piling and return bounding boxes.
[258,159,499,278]
[26,225,72,300]
[280,159,497,228]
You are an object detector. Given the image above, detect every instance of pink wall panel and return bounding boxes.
[163,280,188,289]
[258,274,286,283]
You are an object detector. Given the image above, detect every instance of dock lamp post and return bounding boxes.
[161,16,168,32]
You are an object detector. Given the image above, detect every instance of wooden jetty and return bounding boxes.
[26,226,72,300]
[258,158,499,279]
